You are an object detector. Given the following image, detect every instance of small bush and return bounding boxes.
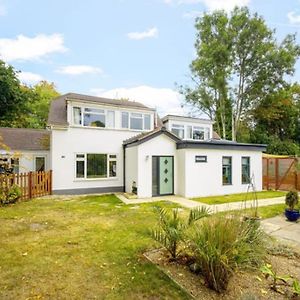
[0,183,22,205]
[150,206,210,259]
[189,215,266,292]
[285,190,299,211]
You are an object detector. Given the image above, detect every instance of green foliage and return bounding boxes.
[0,58,60,129]
[0,183,22,205]
[189,215,266,292]
[260,263,291,293]
[265,136,300,156]
[293,279,300,295]
[285,190,299,210]
[181,7,300,142]
[150,206,210,259]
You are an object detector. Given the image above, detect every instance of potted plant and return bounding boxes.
[285,190,300,222]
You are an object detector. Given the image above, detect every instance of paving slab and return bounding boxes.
[261,216,300,248]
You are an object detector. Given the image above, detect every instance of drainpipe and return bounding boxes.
[123,144,126,193]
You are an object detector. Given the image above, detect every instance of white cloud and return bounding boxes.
[287,11,300,24]
[56,65,103,75]
[165,0,250,12]
[0,33,67,62]
[183,10,203,18]
[17,71,43,85]
[127,27,158,40]
[90,85,186,116]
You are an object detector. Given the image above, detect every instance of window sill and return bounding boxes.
[222,183,233,186]
[74,177,118,182]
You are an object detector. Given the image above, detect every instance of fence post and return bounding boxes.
[295,158,299,191]
[266,158,269,190]
[49,170,53,195]
[275,158,279,190]
[28,172,33,199]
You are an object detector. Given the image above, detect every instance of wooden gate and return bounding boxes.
[0,170,52,200]
[263,157,300,191]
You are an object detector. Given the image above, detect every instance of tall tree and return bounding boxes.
[0,60,33,127]
[181,7,300,141]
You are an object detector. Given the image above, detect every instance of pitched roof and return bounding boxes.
[48,93,155,126]
[123,127,181,147]
[0,128,50,151]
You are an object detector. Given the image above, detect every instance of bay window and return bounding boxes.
[75,153,117,179]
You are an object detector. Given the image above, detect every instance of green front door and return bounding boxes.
[152,156,174,196]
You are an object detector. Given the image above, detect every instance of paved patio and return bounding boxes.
[261,215,300,248]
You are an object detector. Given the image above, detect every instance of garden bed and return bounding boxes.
[144,247,300,300]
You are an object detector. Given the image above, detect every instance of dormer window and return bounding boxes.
[193,126,205,140]
[130,113,143,130]
[121,112,151,131]
[73,107,82,125]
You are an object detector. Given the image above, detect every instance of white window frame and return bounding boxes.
[75,153,118,180]
[121,112,152,131]
[184,125,210,141]
[34,156,46,172]
[171,124,185,139]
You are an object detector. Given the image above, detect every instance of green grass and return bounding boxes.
[0,195,191,300]
[192,190,287,205]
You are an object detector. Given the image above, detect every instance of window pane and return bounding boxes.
[193,127,204,140]
[171,128,184,139]
[122,112,129,128]
[222,157,232,185]
[84,113,106,127]
[107,111,115,128]
[73,107,81,125]
[76,160,85,178]
[35,157,45,172]
[144,114,151,130]
[87,154,107,178]
[205,128,210,140]
[11,158,19,174]
[109,160,117,177]
[242,157,250,184]
[187,126,193,139]
[130,115,143,130]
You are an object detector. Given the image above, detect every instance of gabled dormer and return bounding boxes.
[48,93,156,132]
[161,115,214,141]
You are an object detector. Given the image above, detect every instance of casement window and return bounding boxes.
[241,157,250,184]
[186,125,210,140]
[171,124,185,139]
[187,125,193,139]
[72,107,115,128]
[121,112,151,131]
[222,156,232,185]
[35,156,46,172]
[84,108,106,127]
[75,153,117,179]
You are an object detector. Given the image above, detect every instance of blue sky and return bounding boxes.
[0,0,300,115]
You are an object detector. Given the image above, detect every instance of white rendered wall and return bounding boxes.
[181,148,263,198]
[135,134,177,198]
[125,146,138,194]
[51,127,139,192]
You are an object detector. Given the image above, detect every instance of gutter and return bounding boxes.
[123,144,126,193]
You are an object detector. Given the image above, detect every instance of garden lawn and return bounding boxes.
[192,190,286,205]
[0,195,191,300]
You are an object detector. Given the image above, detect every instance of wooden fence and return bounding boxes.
[263,157,300,191]
[0,170,52,200]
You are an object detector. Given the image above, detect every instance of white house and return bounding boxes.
[0,93,266,198]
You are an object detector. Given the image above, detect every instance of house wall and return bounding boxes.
[51,127,139,194]
[181,148,263,198]
[133,134,177,198]
[125,146,138,194]
[18,151,50,173]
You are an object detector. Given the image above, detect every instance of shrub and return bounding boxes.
[0,183,22,205]
[285,190,299,211]
[189,215,266,292]
[150,206,210,259]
